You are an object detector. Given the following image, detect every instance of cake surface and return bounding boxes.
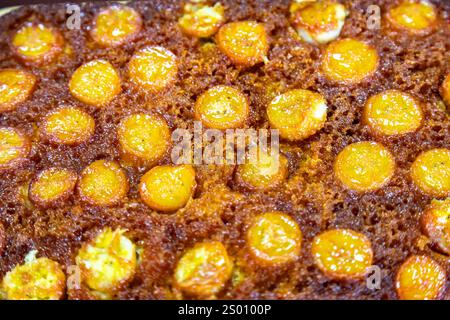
[0,0,449,300]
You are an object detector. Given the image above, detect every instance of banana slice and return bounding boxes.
[247,212,302,265]
[69,59,121,107]
[40,106,95,145]
[421,198,450,255]
[194,85,249,129]
[174,241,233,297]
[363,90,423,136]
[411,148,450,197]
[0,127,31,171]
[77,160,129,207]
[216,21,269,67]
[387,1,437,35]
[76,228,137,296]
[267,89,328,141]
[139,165,196,212]
[312,229,373,280]
[291,1,348,44]
[117,113,171,167]
[320,38,379,85]
[396,255,446,300]
[2,250,65,300]
[179,2,224,38]
[91,5,142,47]
[0,69,36,113]
[128,46,178,93]
[12,23,63,65]
[236,150,289,190]
[29,168,77,208]
[334,141,395,192]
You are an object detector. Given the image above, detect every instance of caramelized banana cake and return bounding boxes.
[0,0,449,300]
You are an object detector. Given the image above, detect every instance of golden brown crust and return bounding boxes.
[0,222,5,256]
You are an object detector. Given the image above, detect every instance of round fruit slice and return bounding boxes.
[320,38,379,85]
[174,241,233,297]
[363,90,423,136]
[236,149,288,190]
[2,250,65,300]
[267,89,328,141]
[291,1,348,44]
[396,255,446,300]
[0,127,31,171]
[91,5,142,47]
[29,167,78,208]
[216,21,269,67]
[139,165,196,212]
[117,113,171,167]
[128,46,178,93]
[194,85,249,129]
[69,59,121,107]
[179,2,224,38]
[0,69,36,113]
[76,228,137,295]
[386,1,437,35]
[421,198,450,255]
[247,212,302,265]
[311,229,373,280]
[12,23,64,65]
[77,160,129,206]
[40,106,95,145]
[334,141,395,192]
[411,148,450,197]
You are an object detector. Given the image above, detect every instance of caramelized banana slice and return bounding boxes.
[0,69,36,113]
[396,255,446,300]
[2,250,65,300]
[291,1,348,44]
[334,141,395,192]
[194,85,249,129]
[421,199,450,255]
[411,148,450,197]
[387,1,437,35]
[216,21,269,67]
[236,150,289,190]
[128,46,178,93]
[320,38,379,85]
[179,2,225,38]
[247,212,302,265]
[91,5,142,47]
[78,160,129,206]
[12,23,63,65]
[440,74,450,107]
[40,106,95,145]
[76,228,137,295]
[69,59,121,107]
[363,90,423,136]
[0,127,31,171]
[29,168,77,208]
[311,229,373,280]
[139,165,196,212]
[267,89,328,141]
[117,113,171,167]
[174,241,233,297]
